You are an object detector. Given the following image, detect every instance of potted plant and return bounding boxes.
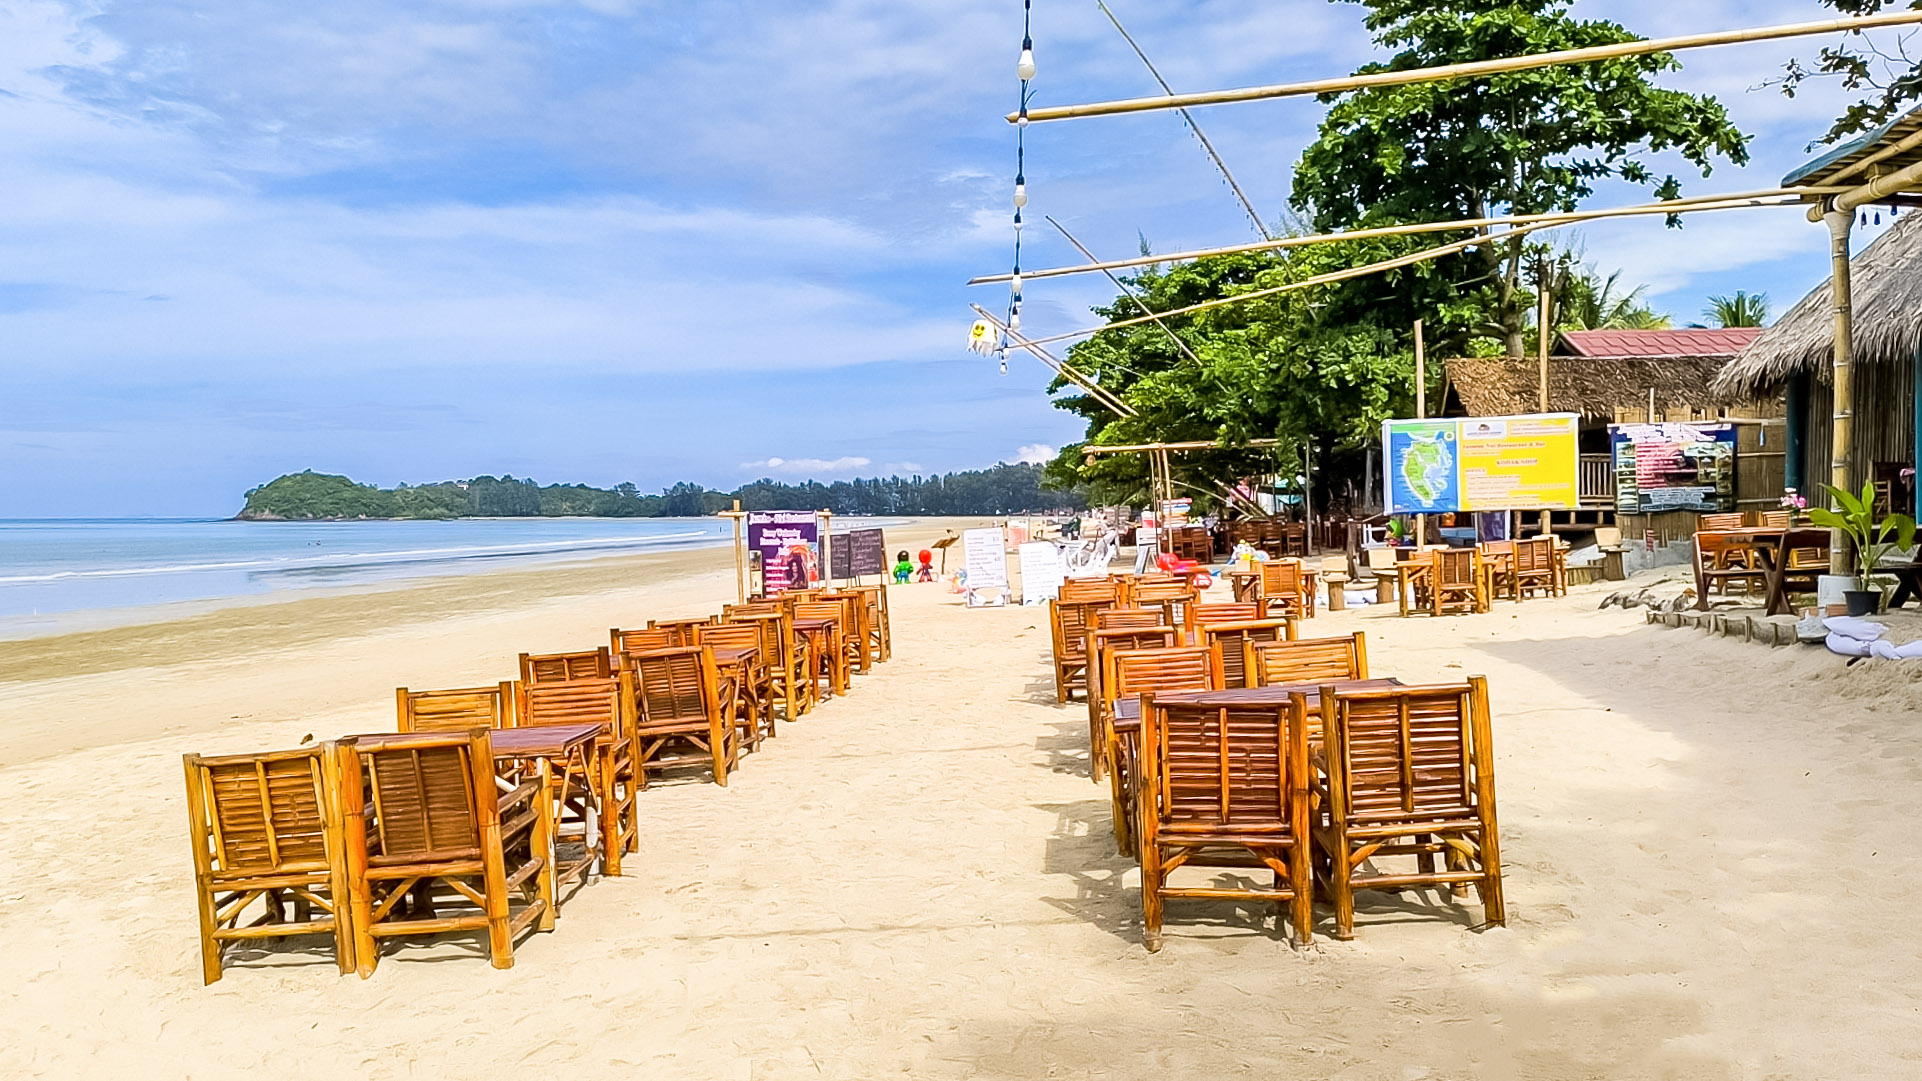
[1808,482,1917,616]
[1779,488,1807,526]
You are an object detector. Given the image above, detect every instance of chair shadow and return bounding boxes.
[1016,675,1066,707]
[1034,715,1094,777]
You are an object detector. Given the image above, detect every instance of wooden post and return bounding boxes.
[1824,203,1855,575]
[1414,319,1428,548]
[818,510,834,587]
[721,500,748,604]
[1538,287,1553,538]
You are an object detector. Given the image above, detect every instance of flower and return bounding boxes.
[1779,489,1808,511]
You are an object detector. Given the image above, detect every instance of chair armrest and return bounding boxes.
[497,778,543,815]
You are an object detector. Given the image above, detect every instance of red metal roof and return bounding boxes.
[1557,327,1762,359]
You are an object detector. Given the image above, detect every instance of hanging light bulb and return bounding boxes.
[999,349,1008,375]
[1013,178,1028,208]
[1017,40,1036,81]
[1861,210,1869,227]
[1010,273,1023,293]
[1875,211,1883,225]
[1013,210,1023,231]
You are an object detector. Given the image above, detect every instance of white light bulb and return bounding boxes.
[1017,115,1029,128]
[1012,182,1027,208]
[1009,309,1022,331]
[1017,48,1036,81]
[1011,273,1023,292]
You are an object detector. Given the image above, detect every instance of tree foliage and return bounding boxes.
[1289,0,1748,357]
[237,464,1079,520]
[1701,290,1769,328]
[1781,0,1922,143]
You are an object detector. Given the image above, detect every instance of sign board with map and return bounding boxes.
[1382,413,1579,514]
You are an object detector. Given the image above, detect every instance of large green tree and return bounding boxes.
[1289,0,1749,358]
[1782,1,1922,142]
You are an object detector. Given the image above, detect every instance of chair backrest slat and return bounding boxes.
[1252,632,1367,686]
[1197,618,1295,689]
[1324,680,1484,826]
[1147,699,1299,828]
[632,646,716,725]
[519,647,611,686]
[396,682,515,733]
[188,746,335,873]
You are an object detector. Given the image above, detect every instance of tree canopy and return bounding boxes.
[1782,1,1922,143]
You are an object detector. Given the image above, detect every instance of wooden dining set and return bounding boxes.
[1048,574,1505,950]
[183,584,893,983]
[1690,511,1831,616]
[1379,536,1569,617]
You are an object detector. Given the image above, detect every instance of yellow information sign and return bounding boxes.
[1455,413,1579,511]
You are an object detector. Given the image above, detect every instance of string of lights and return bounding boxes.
[1003,0,1036,375]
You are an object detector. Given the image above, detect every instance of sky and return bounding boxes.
[0,0,1909,516]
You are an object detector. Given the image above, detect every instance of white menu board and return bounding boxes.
[1017,541,1064,605]
[962,526,1010,606]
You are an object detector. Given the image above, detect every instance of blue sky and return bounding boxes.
[0,0,1906,516]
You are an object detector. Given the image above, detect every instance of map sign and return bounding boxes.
[1383,414,1579,513]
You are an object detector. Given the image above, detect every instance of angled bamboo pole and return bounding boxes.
[969,304,1138,419]
[1010,11,1922,124]
[1007,194,1805,349]
[971,187,1836,285]
[1045,214,1205,367]
[1096,0,1271,240]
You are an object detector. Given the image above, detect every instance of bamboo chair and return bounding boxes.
[397,682,517,733]
[820,590,874,674]
[1198,618,1298,689]
[1048,599,1102,704]
[1698,512,1745,531]
[1692,533,1769,597]
[1756,510,1791,529]
[648,616,715,646]
[1431,549,1487,615]
[1093,606,1168,631]
[611,627,676,663]
[1512,538,1555,601]
[1133,578,1197,629]
[1312,678,1505,940]
[1137,695,1311,951]
[338,729,552,976]
[184,744,354,983]
[630,646,739,787]
[1085,626,1181,782]
[725,608,812,720]
[1251,632,1369,690]
[1060,577,1123,606]
[1105,645,1224,856]
[1478,540,1517,602]
[851,584,891,662]
[696,621,776,750]
[1191,602,1260,626]
[518,646,612,686]
[791,599,854,697]
[519,673,638,877]
[1258,559,1310,620]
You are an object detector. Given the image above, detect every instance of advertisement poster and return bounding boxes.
[962,526,1011,606]
[1017,541,1064,605]
[1610,422,1737,513]
[747,511,818,594]
[1383,413,1579,513]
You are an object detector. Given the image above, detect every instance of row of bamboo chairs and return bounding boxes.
[1050,567,1315,704]
[183,584,895,983]
[1385,538,1568,617]
[1059,588,1504,949]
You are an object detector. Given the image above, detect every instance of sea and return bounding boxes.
[0,517,738,635]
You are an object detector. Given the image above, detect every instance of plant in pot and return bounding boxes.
[1808,482,1916,616]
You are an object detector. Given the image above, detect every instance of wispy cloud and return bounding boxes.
[741,456,873,476]
[1015,444,1056,465]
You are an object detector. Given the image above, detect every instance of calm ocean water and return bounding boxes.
[0,517,735,629]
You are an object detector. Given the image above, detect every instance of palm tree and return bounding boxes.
[1702,290,1769,328]
[1558,267,1671,330]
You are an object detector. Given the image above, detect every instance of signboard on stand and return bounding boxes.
[1382,413,1579,513]
[1017,541,1064,605]
[826,527,889,582]
[961,526,1011,606]
[747,511,819,594]
[1609,422,1737,513]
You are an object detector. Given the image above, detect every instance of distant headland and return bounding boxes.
[235,466,1082,521]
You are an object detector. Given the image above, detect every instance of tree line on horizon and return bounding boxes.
[238,464,1085,520]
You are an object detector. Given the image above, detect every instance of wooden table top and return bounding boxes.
[1112,677,1405,726]
[347,721,604,757]
[709,645,759,665]
[792,618,835,631]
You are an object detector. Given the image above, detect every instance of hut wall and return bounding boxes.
[1797,352,1915,497]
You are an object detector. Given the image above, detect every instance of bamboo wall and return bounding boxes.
[1798,352,1916,495]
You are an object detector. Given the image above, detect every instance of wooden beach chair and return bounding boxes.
[851,585,891,662]
[1311,678,1505,940]
[1512,538,1555,601]
[1191,601,1260,627]
[396,682,516,733]
[1698,512,1745,531]
[518,646,612,686]
[1258,559,1310,621]
[1059,577,1123,607]
[791,599,854,697]
[630,646,739,787]
[1086,625,1181,782]
[184,744,355,983]
[519,673,638,877]
[696,620,777,751]
[1048,599,1100,704]
[725,607,812,721]
[1137,695,1311,951]
[1692,533,1767,598]
[1132,577,1197,629]
[611,627,676,667]
[820,590,874,674]
[1251,632,1368,689]
[1104,645,1223,855]
[338,729,552,976]
[1431,548,1487,615]
[1197,618,1297,689]
[647,616,715,646]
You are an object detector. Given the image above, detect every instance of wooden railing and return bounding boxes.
[1578,454,1615,508]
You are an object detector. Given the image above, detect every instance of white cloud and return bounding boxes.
[741,456,872,475]
[1015,443,1056,465]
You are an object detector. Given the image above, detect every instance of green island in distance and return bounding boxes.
[236,465,1083,521]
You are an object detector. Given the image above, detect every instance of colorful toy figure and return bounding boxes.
[893,550,913,584]
[916,549,936,582]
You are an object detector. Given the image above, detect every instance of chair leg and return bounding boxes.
[1141,850,1165,953]
[600,753,622,878]
[1478,823,1507,927]
[192,878,223,985]
[1330,844,1356,941]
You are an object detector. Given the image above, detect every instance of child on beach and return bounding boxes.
[893,550,913,584]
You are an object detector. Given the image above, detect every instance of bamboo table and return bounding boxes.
[1690,528,1829,616]
[791,618,846,698]
[1226,566,1321,614]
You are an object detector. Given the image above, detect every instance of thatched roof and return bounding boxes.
[1713,209,1922,399]
[1444,355,1732,420]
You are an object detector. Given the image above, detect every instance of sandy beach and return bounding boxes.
[4,526,1922,1079]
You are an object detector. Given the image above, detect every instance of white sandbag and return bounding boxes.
[1822,616,1888,643]
[1826,632,1875,657]
[1869,638,1922,660]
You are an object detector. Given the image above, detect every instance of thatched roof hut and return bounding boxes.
[1443,354,1734,422]
[1713,209,1922,400]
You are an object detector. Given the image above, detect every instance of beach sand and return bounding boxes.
[3,526,1920,1079]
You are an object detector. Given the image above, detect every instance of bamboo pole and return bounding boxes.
[1806,158,1922,220]
[1538,287,1553,538]
[721,500,748,603]
[970,187,1831,285]
[1095,0,1271,240]
[1825,203,1856,577]
[1045,215,1204,367]
[1414,319,1427,549]
[1010,194,1804,349]
[1083,438,1284,454]
[1826,125,1922,185]
[1010,11,1922,124]
[969,304,1138,418]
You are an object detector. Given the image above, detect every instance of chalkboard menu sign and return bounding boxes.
[829,537,852,580]
[827,528,888,581]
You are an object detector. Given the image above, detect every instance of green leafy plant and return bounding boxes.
[1807,482,1917,592]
